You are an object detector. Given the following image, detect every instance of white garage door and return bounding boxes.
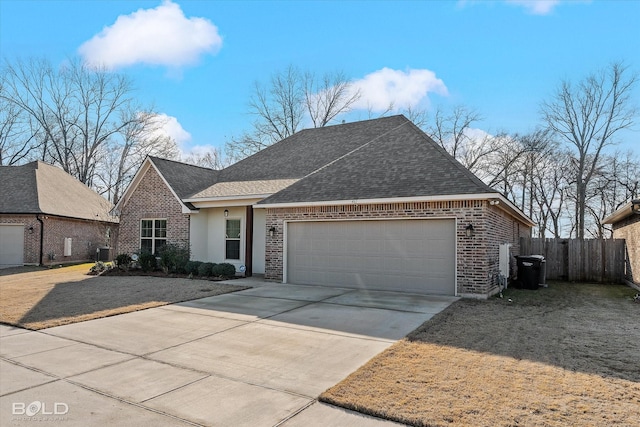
[286,219,456,295]
[0,225,24,268]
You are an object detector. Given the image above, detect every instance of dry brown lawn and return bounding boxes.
[321,282,640,427]
[0,264,247,330]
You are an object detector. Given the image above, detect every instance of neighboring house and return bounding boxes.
[0,161,118,268]
[604,200,640,289]
[115,115,534,298]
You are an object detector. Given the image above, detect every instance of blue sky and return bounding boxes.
[1,0,639,156]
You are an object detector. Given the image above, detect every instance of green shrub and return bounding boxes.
[138,251,157,272]
[198,262,216,277]
[185,260,203,276]
[115,253,132,270]
[158,243,190,274]
[212,263,236,278]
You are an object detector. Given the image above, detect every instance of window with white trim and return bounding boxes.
[225,219,241,260]
[141,219,167,255]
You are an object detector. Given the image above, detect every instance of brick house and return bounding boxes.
[116,115,533,298]
[0,161,118,267]
[604,200,640,289]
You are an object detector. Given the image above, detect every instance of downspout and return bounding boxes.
[36,214,44,266]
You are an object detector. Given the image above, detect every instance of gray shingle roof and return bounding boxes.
[144,115,498,205]
[219,115,410,182]
[0,161,116,222]
[259,117,496,205]
[149,157,219,199]
[188,179,298,199]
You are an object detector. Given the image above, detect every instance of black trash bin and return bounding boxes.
[515,255,545,289]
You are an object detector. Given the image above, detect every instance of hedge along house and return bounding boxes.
[604,199,640,289]
[0,161,117,268]
[115,115,534,298]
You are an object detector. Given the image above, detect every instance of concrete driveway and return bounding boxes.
[1,279,457,426]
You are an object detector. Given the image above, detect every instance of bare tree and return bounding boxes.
[0,93,40,165]
[583,150,640,238]
[426,105,499,175]
[400,105,429,129]
[226,65,359,161]
[541,62,637,239]
[304,70,360,127]
[529,148,571,238]
[182,147,227,170]
[1,57,172,203]
[95,112,180,204]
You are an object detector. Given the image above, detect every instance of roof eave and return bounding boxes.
[603,201,638,224]
[184,193,273,204]
[256,193,536,227]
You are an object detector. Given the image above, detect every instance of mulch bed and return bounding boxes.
[98,267,237,281]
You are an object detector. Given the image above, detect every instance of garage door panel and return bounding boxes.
[0,225,24,268]
[287,219,455,295]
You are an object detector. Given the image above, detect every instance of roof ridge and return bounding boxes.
[149,155,216,172]
[404,120,495,193]
[298,116,412,181]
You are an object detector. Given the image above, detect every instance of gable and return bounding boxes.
[116,157,218,213]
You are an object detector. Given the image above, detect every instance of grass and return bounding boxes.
[320,282,640,427]
[0,264,248,330]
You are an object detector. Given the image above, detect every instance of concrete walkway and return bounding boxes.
[0,280,457,426]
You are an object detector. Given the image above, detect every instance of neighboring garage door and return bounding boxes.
[286,219,456,295]
[0,224,24,268]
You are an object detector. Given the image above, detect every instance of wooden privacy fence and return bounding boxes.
[519,238,626,283]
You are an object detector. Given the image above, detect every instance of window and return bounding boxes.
[225,219,241,260]
[141,219,167,255]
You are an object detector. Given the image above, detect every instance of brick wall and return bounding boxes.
[612,214,640,285]
[485,206,531,292]
[265,200,531,297]
[42,217,116,265]
[1,214,117,265]
[117,165,190,255]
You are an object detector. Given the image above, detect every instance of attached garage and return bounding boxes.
[286,219,456,295]
[0,224,24,268]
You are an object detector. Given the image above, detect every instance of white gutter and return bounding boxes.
[603,201,635,224]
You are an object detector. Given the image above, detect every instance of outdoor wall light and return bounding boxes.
[465,224,474,238]
[28,226,34,234]
[632,199,640,215]
[224,209,229,217]
[269,226,276,238]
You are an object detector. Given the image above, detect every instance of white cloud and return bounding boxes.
[186,144,216,156]
[78,0,222,69]
[350,68,448,112]
[463,127,492,142]
[149,113,192,145]
[506,0,560,15]
[458,0,570,15]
